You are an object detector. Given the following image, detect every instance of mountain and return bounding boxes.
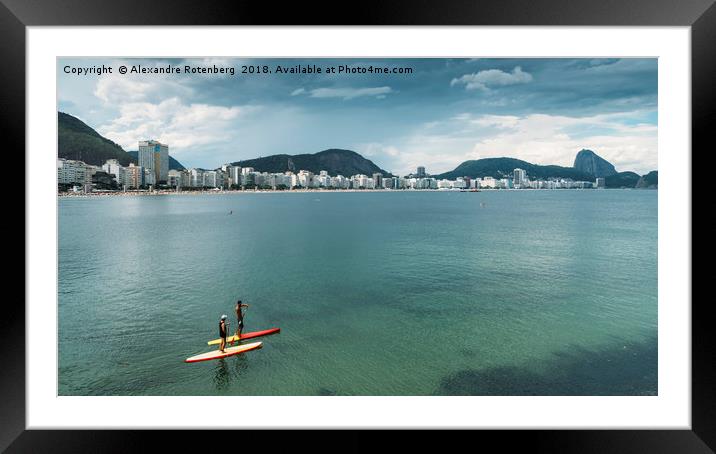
[433,157,594,181]
[58,112,134,166]
[605,171,641,188]
[231,149,393,177]
[635,170,658,189]
[127,151,185,171]
[58,112,185,170]
[573,149,617,178]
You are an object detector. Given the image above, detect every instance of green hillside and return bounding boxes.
[58,112,134,166]
[635,171,658,188]
[58,112,185,170]
[232,149,393,177]
[605,171,641,188]
[434,157,594,181]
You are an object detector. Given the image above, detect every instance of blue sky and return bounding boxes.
[58,58,657,175]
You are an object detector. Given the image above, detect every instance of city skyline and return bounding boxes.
[58,58,658,175]
[58,150,619,192]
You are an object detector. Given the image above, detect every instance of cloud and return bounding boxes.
[290,88,306,96]
[93,72,193,104]
[96,97,255,154]
[451,66,533,91]
[462,112,657,172]
[94,77,156,103]
[296,86,393,100]
[356,110,657,176]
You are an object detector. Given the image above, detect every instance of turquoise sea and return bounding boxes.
[58,190,658,395]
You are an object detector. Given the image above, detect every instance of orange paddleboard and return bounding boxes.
[185,341,262,363]
[207,327,280,346]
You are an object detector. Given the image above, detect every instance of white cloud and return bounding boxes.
[451,66,533,91]
[93,72,193,104]
[463,112,657,173]
[94,77,155,103]
[291,88,306,96]
[299,86,393,100]
[470,114,521,129]
[356,111,657,176]
[186,57,234,67]
[97,97,255,153]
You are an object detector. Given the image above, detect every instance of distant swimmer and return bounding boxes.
[218,315,228,352]
[229,210,233,215]
[235,300,250,340]
[480,202,486,208]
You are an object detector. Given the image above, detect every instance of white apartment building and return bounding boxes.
[57,158,89,185]
[167,169,183,187]
[481,177,496,188]
[190,169,204,187]
[125,163,144,188]
[297,170,313,187]
[203,170,218,188]
[226,165,242,187]
[102,159,124,186]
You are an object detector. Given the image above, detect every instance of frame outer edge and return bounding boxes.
[7,0,714,451]
[691,1,716,451]
[0,0,27,453]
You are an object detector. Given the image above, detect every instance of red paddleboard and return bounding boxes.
[185,341,263,363]
[207,327,280,346]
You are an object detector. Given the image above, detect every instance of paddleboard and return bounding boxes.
[185,341,262,363]
[207,327,280,346]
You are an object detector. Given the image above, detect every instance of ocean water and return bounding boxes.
[58,190,658,396]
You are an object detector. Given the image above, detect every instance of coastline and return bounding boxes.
[57,189,415,198]
[57,187,653,198]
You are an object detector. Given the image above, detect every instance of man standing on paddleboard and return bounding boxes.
[219,315,228,352]
[235,300,250,340]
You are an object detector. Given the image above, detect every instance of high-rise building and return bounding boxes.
[190,168,205,187]
[482,176,496,188]
[596,177,606,189]
[125,163,144,188]
[138,140,169,184]
[57,158,89,185]
[513,168,527,188]
[143,167,156,187]
[167,169,184,188]
[224,165,242,187]
[203,170,218,188]
[372,173,383,188]
[417,166,426,178]
[297,170,313,187]
[102,159,124,186]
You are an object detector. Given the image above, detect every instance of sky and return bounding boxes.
[57,58,658,176]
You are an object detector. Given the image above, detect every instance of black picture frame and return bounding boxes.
[5,0,711,451]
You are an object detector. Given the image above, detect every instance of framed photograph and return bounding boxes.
[9,0,711,451]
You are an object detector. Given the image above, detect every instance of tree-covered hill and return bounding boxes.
[232,149,393,177]
[58,112,134,166]
[433,157,594,181]
[59,112,185,170]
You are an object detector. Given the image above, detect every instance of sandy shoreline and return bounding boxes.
[57,188,438,198]
[56,187,639,198]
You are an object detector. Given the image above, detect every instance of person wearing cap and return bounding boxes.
[235,300,250,340]
[218,315,228,352]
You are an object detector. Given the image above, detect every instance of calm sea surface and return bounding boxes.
[58,190,657,395]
